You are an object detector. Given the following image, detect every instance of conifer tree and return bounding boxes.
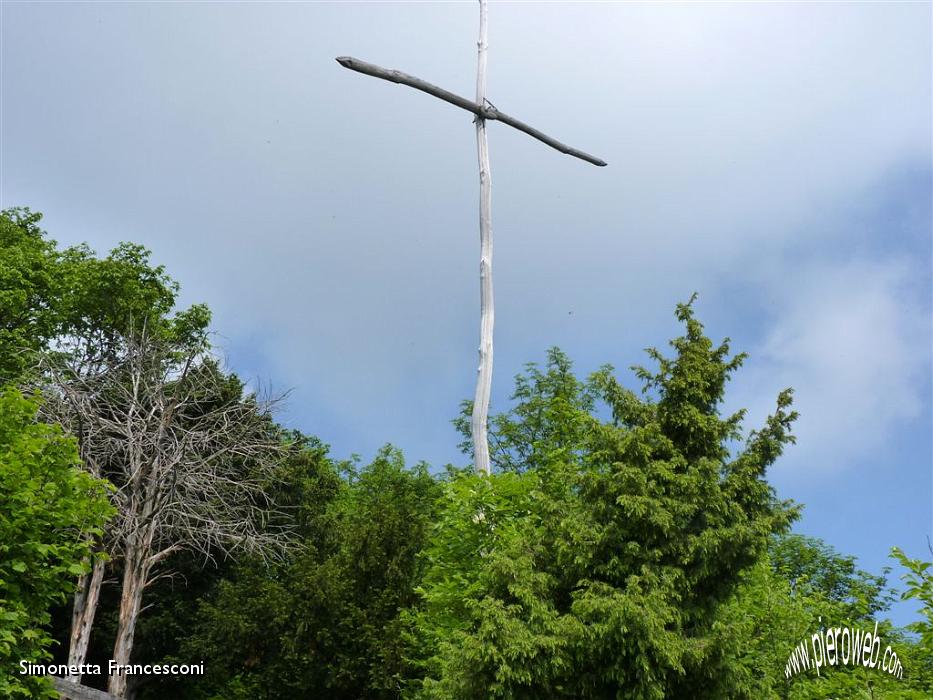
[410,298,799,698]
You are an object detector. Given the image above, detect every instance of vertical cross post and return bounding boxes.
[472,0,493,475]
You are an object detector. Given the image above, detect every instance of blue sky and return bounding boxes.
[2,1,930,627]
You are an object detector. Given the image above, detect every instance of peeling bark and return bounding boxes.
[108,531,151,698]
[67,553,106,686]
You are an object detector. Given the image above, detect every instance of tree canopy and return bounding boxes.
[2,208,930,700]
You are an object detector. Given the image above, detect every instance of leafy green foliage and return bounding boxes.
[177,446,440,699]
[711,534,933,699]
[0,206,210,386]
[0,388,114,698]
[55,240,210,356]
[889,546,933,695]
[0,209,60,383]
[454,348,597,473]
[892,546,933,651]
[411,299,799,698]
[772,535,893,620]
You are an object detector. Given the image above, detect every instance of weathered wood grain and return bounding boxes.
[50,676,120,700]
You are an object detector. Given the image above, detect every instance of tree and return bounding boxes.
[37,328,290,698]
[892,546,933,652]
[890,545,933,696]
[0,208,182,387]
[0,388,114,699]
[0,209,62,384]
[50,245,193,694]
[453,347,597,474]
[709,534,933,699]
[181,447,440,699]
[771,535,892,620]
[409,298,799,698]
[4,216,199,691]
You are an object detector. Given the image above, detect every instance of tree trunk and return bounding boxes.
[471,0,494,476]
[67,553,106,685]
[107,544,149,698]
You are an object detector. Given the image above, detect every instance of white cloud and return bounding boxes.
[734,255,929,474]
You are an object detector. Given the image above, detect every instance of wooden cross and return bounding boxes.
[337,0,605,476]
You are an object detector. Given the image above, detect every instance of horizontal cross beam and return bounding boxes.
[336,56,607,167]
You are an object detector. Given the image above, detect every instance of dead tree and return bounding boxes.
[37,330,291,698]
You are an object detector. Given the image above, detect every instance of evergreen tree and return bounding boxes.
[409,298,799,699]
[182,447,440,699]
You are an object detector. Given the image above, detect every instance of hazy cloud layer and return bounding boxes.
[733,254,929,473]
